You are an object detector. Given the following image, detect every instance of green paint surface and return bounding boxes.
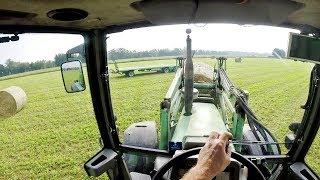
[159,109,169,150]
[171,102,227,142]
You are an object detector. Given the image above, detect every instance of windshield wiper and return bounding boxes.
[0,34,19,43]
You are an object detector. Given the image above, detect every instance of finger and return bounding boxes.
[226,155,231,166]
[225,140,230,153]
[207,139,221,151]
[208,131,220,139]
[204,140,213,148]
[204,131,219,148]
[227,145,231,157]
[219,132,233,142]
[213,140,225,152]
[203,140,216,153]
[224,146,232,166]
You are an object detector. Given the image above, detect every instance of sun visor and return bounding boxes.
[195,0,304,25]
[131,0,196,24]
[131,0,304,25]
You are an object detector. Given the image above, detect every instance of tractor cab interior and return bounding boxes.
[0,0,320,180]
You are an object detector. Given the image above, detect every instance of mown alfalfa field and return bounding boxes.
[0,57,318,179]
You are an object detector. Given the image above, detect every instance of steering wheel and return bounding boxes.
[152,147,266,180]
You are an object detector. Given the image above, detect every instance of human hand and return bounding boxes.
[182,131,232,180]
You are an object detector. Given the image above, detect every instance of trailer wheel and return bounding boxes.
[127,71,134,77]
[162,67,169,73]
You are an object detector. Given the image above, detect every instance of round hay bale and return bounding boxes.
[235,57,242,62]
[0,86,27,117]
[194,62,215,83]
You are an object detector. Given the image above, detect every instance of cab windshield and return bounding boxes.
[106,24,317,172]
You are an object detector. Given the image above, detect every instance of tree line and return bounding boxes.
[108,48,270,60]
[0,53,68,77]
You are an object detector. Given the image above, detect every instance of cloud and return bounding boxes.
[108,24,298,54]
[0,59,6,65]
[0,33,84,63]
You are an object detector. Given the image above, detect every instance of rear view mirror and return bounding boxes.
[61,60,86,93]
[288,33,320,63]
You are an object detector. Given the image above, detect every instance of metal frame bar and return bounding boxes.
[288,64,320,162]
[85,29,120,148]
[243,155,289,164]
[84,30,133,179]
[119,144,172,157]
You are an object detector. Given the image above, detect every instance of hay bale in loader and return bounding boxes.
[194,62,215,83]
[0,86,27,117]
[193,62,215,94]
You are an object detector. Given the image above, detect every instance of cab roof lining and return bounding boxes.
[133,0,303,26]
[0,0,319,31]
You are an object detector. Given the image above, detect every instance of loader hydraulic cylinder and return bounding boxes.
[184,29,193,116]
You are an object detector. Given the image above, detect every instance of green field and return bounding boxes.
[0,57,318,179]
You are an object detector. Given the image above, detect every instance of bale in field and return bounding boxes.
[194,62,215,83]
[235,57,242,63]
[0,86,27,117]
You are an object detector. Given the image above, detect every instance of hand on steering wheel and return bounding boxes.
[152,131,266,180]
[182,132,232,180]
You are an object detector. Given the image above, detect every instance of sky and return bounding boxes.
[0,24,298,64]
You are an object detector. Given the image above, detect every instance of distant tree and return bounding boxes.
[0,59,55,77]
[16,62,29,72]
[54,53,67,66]
[272,48,286,59]
[0,64,8,77]
[5,59,16,74]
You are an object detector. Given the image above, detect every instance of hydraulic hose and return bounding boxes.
[218,69,281,154]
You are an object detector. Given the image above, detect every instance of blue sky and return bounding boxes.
[0,24,298,64]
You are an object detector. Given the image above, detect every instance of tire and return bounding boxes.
[123,121,157,174]
[162,67,169,73]
[242,124,279,156]
[128,71,134,77]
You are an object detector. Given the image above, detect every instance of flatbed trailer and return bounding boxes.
[112,59,180,77]
[116,64,176,77]
[64,44,181,77]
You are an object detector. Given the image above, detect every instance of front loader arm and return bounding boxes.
[216,59,280,154]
